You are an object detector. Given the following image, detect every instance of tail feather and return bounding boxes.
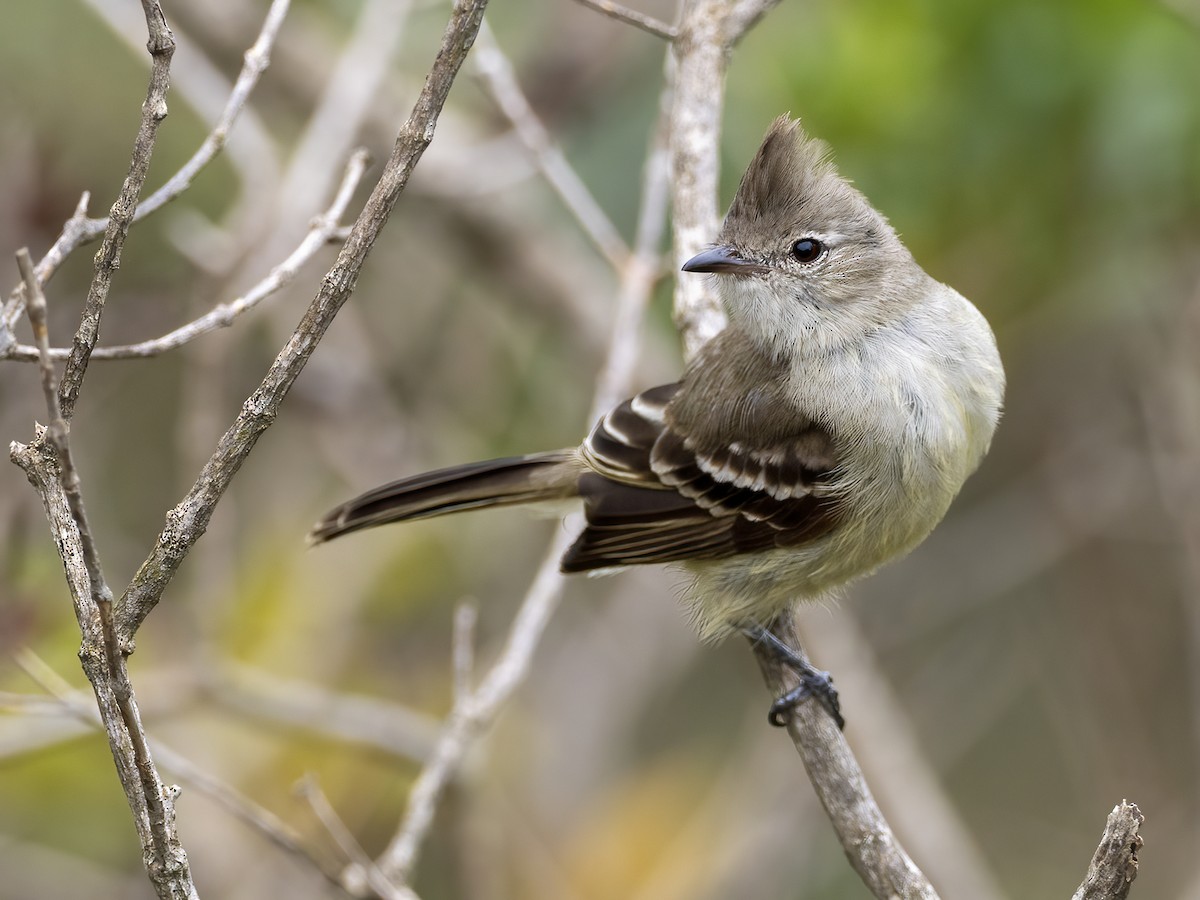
[310,450,579,544]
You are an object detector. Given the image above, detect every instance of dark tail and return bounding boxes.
[309,450,579,544]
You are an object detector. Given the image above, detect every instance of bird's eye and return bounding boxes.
[791,238,824,263]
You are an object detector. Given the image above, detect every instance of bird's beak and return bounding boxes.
[681,245,769,275]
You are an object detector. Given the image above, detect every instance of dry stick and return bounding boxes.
[1072,802,1143,900]
[58,1,176,418]
[0,0,289,350]
[570,0,679,40]
[296,775,414,900]
[472,22,631,270]
[3,151,366,363]
[114,0,491,639]
[15,650,351,897]
[10,251,198,900]
[366,85,675,891]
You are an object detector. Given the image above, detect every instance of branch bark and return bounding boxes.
[668,0,780,356]
[58,0,176,418]
[1072,802,1143,900]
[751,616,940,899]
[10,251,198,900]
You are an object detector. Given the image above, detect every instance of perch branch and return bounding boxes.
[751,615,940,899]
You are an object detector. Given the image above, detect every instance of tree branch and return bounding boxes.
[668,0,780,356]
[358,81,675,893]
[10,250,197,900]
[571,0,679,40]
[751,616,941,899]
[2,150,367,362]
[57,0,176,418]
[0,0,288,356]
[472,22,631,270]
[114,0,491,641]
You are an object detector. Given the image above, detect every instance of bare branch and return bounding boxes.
[800,612,1007,900]
[114,0,492,640]
[749,616,940,899]
[452,602,479,702]
[57,1,176,418]
[571,0,679,40]
[2,150,369,362]
[473,23,631,270]
[668,0,781,356]
[0,0,289,351]
[296,775,416,900]
[1072,802,1143,900]
[11,249,197,899]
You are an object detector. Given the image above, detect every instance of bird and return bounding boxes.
[311,116,1005,727]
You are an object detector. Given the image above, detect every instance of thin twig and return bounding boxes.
[473,22,631,270]
[452,602,478,703]
[57,0,176,418]
[113,0,491,639]
[2,151,369,362]
[1072,802,1143,900]
[571,0,678,40]
[296,775,415,900]
[372,528,576,885]
[11,249,197,899]
[0,0,289,352]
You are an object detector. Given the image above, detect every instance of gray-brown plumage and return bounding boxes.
[312,115,1004,645]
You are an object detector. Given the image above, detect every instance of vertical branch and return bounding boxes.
[10,250,197,900]
[58,0,176,418]
[668,0,781,356]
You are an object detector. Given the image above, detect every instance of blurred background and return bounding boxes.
[2,0,1199,897]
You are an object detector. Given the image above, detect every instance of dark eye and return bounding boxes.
[791,238,824,263]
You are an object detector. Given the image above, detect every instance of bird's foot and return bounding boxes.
[743,623,844,730]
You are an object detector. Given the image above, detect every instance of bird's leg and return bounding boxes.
[743,622,845,730]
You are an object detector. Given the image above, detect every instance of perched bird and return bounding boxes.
[312,116,1004,726]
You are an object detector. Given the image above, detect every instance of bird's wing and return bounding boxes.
[563,383,842,571]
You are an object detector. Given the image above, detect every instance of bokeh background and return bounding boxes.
[2,0,1200,897]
